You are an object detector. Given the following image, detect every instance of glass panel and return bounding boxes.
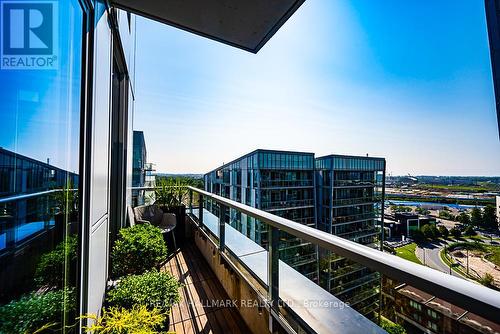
[0,1,83,332]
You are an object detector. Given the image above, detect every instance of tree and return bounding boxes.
[450,226,461,239]
[430,224,441,238]
[439,210,455,221]
[457,212,471,226]
[482,205,497,230]
[479,273,494,288]
[412,229,425,243]
[416,207,430,215]
[464,225,476,236]
[471,207,483,228]
[438,225,449,239]
[421,225,434,239]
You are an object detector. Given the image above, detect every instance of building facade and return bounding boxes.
[132,131,147,206]
[204,149,318,280]
[205,150,387,314]
[315,155,385,319]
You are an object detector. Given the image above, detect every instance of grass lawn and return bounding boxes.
[395,243,422,265]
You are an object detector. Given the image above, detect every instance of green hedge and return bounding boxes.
[107,270,181,314]
[0,288,76,334]
[112,224,167,277]
[35,235,78,288]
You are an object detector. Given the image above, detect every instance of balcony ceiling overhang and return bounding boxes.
[112,0,305,53]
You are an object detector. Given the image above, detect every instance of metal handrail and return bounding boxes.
[187,186,500,323]
[0,189,77,204]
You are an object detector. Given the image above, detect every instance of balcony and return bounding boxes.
[131,186,500,334]
[2,186,499,334]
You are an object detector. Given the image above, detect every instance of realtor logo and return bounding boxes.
[1,1,58,69]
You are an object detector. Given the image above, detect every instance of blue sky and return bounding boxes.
[134,0,500,176]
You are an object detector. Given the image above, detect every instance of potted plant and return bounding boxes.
[153,177,192,244]
[111,224,167,278]
[107,270,181,330]
[81,305,166,333]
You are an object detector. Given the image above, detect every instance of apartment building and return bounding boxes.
[204,149,318,280]
[316,155,385,319]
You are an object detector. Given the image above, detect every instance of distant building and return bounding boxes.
[204,149,318,280]
[382,277,500,334]
[385,213,436,239]
[132,131,153,206]
[0,148,78,301]
[205,150,387,320]
[315,154,385,319]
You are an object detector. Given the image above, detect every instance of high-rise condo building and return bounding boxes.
[315,154,385,319]
[204,149,318,280]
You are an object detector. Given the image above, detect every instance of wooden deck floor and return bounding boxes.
[162,244,251,334]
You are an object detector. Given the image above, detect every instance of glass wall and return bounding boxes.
[0,0,83,332]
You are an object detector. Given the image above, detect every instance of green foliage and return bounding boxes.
[82,305,166,334]
[421,224,433,239]
[438,210,455,221]
[411,229,425,242]
[108,270,181,313]
[483,205,497,230]
[471,207,483,227]
[0,288,75,334]
[390,205,412,213]
[380,317,407,334]
[153,176,202,209]
[479,273,494,287]
[450,226,462,239]
[464,225,477,236]
[438,225,449,238]
[457,212,471,226]
[51,181,78,215]
[112,224,167,277]
[35,235,78,288]
[420,224,440,239]
[415,207,430,215]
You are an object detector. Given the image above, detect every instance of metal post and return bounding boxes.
[268,225,279,333]
[189,189,193,215]
[198,194,204,227]
[219,204,226,251]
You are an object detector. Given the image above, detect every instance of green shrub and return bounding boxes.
[380,317,406,334]
[438,225,449,238]
[108,270,181,314]
[464,225,477,236]
[479,273,494,287]
[82,305,165,334]
[0,288,76,334]
[411,229,425,242]
[112,224,167,277]
[35,235,78,288]
[450,226,462,239]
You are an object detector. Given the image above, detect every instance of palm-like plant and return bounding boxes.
[153,177,192,209]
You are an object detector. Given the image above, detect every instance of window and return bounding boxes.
[0,0,84,330]
[409,300,422,311]
[427,309,439,319]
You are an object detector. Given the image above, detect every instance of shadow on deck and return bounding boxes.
[162,244,251,334]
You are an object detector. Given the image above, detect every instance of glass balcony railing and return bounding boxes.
[184,186,500,334]
[260,179,314,188]
[260,198,315,210]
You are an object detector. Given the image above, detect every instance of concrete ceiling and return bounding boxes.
[112,0,305,53]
